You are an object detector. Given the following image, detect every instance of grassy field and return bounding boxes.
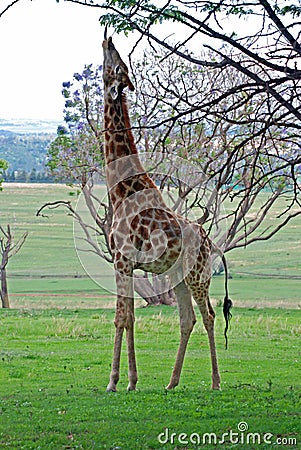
[0,183,300,309]
[0,307,300,449]
[0,183,300,449]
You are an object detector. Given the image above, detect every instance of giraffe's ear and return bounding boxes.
[110,84,119,100]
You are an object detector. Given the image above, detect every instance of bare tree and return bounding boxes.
[0,225,28,308]
[1,0,298,309]
[2,0,300,256]
[46,39,300,305]
[131,48,301,264]
[50,0,300,255]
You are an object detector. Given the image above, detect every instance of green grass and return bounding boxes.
[0,307,300,449]
[0,183,85,277]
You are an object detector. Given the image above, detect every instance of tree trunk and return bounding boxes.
[134,273,176,306]
[0,225,27,308]
[152,274,176,305]
[1,267,10,308]
[212,260,224,276]
[134,273,161,305]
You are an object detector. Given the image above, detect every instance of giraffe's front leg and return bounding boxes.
[107,268,137,392]
[107,295,125,392]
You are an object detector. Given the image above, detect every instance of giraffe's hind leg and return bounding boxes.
[125,296,138,391]
[189,279,221,390]
[166,281,196,390]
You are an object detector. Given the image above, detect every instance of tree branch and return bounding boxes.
[258,0,301,55]
[0,0,22,19]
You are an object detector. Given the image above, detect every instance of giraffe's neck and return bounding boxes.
[104,92,157,210]
[104,92,138,163]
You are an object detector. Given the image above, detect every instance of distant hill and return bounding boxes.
[0,119,60,176]
[0,118,60,134]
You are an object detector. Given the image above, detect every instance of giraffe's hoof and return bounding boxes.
[106,385,117,393]
[212,383,221,390]
[165,381,178,390]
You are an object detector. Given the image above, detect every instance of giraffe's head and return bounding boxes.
[103,35,135,101]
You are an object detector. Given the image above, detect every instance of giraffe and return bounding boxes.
[102,34,232,392]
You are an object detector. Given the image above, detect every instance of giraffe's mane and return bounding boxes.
[121,92,138,154]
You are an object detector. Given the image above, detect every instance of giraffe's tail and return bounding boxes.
[221,253,233,349]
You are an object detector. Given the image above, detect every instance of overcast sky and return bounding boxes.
[0,0,137,121]
[0,0,259,123]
